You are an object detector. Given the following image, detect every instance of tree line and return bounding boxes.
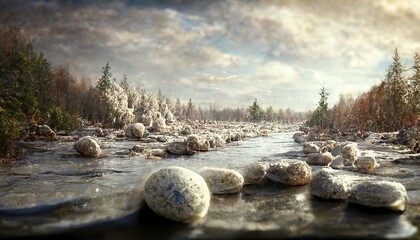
[0,25,307,158]
[309,48,420,132]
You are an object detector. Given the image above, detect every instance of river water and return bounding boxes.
[0,132,419,239]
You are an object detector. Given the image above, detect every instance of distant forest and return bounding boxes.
[0,25,306,158]
[309,48,420,133]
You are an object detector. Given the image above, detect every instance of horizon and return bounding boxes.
[1,0,420,111]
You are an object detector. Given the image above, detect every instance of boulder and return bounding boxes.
[242,161,269,185]
[306,153,321,165]
[319,152,334,165]
[143,166,211,223]
[36,125,55,136]
[167,142,194,155]
[74,136,101,157]
[341,144,361,166]
[198,167,244,194]
[310,168,352,200]
[292,131,306,143]
[181,126,193,135]
[330,156,345,169]
[266,160,312,186]
[303,143,320,154]
[125,123,146,139]
[186,135,210,152]
[349,181,408,212]
[355,155,379,173]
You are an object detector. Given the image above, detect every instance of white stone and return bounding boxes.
[349,181,408,212]
[341,144,361,166]
[125,123,146,138]
[303,143,320,154]
[74,136,101,157]
[242,162,269,184]
[198,167,244,194]
[330,156,345,169]
[355,155,379,173]
[143,166,211,223]
[310,168,352,200]
[266,160,312,186]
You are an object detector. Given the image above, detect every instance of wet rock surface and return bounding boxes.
[198,167,244,194]
[1,124,420,239]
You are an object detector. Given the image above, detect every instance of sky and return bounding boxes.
[1,0,420,111]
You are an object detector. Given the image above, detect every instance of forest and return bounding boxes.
[0,25,306,158]
[309,48,420,134]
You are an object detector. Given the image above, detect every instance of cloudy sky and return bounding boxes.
[1,0,420,111]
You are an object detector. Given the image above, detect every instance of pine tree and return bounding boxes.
[409,52,420,123]
[186,98,194,119]
[119,74,129,92]
[383,48,408,130]
[96,61,112,94]
[309,87,329,130]
[248,98,264,122]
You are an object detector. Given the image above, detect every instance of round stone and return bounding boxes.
[266,160,312,186]
[74,136,101,157]
[143,166,211,223]
[198,167,244,194]
[310,168,352,200]
[341,144,361,166]
[356,155,379,173]
[303,143,320,154]
[349,181,408,212]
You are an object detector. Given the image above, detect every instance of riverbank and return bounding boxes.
[1,123,420,239]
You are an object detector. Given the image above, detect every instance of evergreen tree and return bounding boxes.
[409,52,420,123]
[383,48,408,130]
[119,74,129,92]
[96,61,112,94]
[309,86,329,129]
[186,98,194,119]
[248,98,264,122]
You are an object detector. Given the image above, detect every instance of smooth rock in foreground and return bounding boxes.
[355,155,379,173]
[349,181,408,212]
[310,168,352,200]
[74,136,101,157]
[198,167,244,194]
[266,160,312,186]
[143,166,211,223]
[125,123,146,138]
[303,143,320,154]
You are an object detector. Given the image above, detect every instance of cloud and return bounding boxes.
[1,0,419,111]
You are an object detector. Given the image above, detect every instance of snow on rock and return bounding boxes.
[349,181,408,212]
[125,123,146,138]
[310,168,352,200]
[266,160,312,186]
[198,167,244,194]
[74,136,101,157]
[143,166,211,223]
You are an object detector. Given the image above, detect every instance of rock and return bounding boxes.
[320,140,337,152]
[207,134,226,149]
[74,136,101,157]
[341,143,361,166]
[181,126,193,135]
[132,145,144,153]
[310,168,352,200]
[186,135,210,152]
[306,153,321,165]
[143,167,211,223]
[266,160,312,186]
[355,155,379,173]
[156,136,168,142]
[125,123,146,139]
[303,143,320,154]
[167,142,194,155]
[242,161,269,185]
[198,167,244,194]
[349,181,408,212]
[36,125,55,136]
[330,156,345,169]
[319,152,334,165]
[292,131,306,143]
[164,111,176,124]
